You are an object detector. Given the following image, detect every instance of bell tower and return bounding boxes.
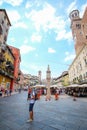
[46,65,51,100]
[69,9,87,55]
[38,70,41,84]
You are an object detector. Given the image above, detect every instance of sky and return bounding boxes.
[0,0,87,79]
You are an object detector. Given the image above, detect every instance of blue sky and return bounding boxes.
[0,0,87,79]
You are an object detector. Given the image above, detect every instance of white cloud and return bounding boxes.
[13,22,27,29]
[31,33,42,42]
[56,30,66,41]
[7,10,21,23]
[25,1,32,9]
[20,45,36,54]
[25,2,72,41]
[66,0,77,15]
[24,38,28,44]
[25,2,56,32]
[56,30,72,41]
[7,10,27,29]
[28,64,46,78]
[64,31,72,40]
[48,48,56,53]
[0,0,3,5]
[29,64,39,70]
[9,37,15,43]
[8,37,16,46]
[64,51,76,62]
[3,0,23,6]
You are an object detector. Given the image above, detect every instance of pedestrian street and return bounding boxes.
[0,91,87,130]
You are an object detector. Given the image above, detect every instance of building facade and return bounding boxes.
[69,7,87,84]
[38,70,42,84]
[69,44,87,84]
[0,46,15,91]
[53,71,69,87]
[9,46,21,90]
[18,71,24,89]
[0,9,15,91]
[0,9,11,48]
[69,7,87,55]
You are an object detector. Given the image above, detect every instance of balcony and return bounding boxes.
[14,77,20,83]
[79,79,87,84]
[0,69,5,74]
[18,71,21,75]
[6,61,14,70]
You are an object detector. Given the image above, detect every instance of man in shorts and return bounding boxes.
[27,88,35,122]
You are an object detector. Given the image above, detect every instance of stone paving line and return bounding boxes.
[0,91,87,130]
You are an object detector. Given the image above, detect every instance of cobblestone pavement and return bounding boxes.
[0,91,87,130]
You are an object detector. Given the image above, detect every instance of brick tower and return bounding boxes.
[46,65,51,100]
[38,70,41,84]
[69,7,87,55]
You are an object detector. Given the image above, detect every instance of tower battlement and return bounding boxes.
[69,10,80,20]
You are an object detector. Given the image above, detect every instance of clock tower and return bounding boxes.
[69,8,87,55]
[46,65,51,100]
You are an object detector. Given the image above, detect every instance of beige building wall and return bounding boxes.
[0,9,11,45]
[68,44,87,84]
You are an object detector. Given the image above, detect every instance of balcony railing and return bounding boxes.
[6,61,14,70]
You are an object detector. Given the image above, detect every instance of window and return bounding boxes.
[4,35,7,41]
[2,20,4,25]
[80,32,82,35]
[75,12,77,16]
[6,28,8,32]
[7,22,9,26]
[76,24,81,29]
[78,62,82,70]
[4,15,6,20]
[84,59,87,65]
[86,72,87,77]
[6,82,10,88]
[83,74,85,79]
[80,63,82,70]
[72,14,74,18]
[79,75,82,80]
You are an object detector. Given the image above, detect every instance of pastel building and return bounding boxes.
[9,46,21,90]
[0,9,15,91]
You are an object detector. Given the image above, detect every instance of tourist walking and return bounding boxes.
[55,89,59,100]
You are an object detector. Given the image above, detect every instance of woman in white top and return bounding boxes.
[27,88,35,122]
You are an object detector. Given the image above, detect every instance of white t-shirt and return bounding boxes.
[29,91,35,104]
